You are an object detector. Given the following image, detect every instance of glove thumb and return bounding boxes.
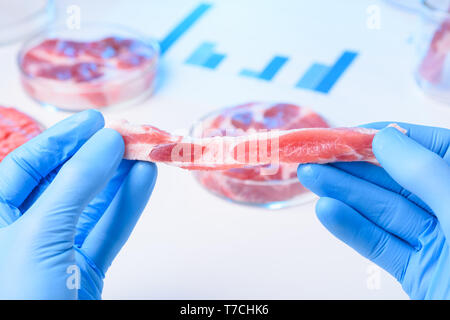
[21,128,124,245]
[373,127,450,236]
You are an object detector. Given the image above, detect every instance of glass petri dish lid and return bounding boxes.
[17,22,160,111]
[0,0,55,45]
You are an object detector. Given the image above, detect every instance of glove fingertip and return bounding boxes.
[77,109,104,127]
[297,163,323,187]
[372,126,407,162]
[297,163,315,180]
[373,125,400,146]
[131,161,158,191]
[315,197,343,228]
[100,128,125,153]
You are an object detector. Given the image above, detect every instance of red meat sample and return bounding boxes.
[20,37,158,110]
[0,106,42,161]
[107,102,404,206]
[419,18,450,83]
[190,102,330,205]
[107,109,399,170]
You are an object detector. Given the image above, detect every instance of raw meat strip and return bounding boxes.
[190,102,328,206]
[107,118,401,170]
[20,37,158,110]
[197,102,330,182]
[0,106,43,161]
[107,102,405,207]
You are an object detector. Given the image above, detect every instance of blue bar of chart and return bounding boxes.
[240,56,289,81]
[296,51,358,93]
[159,3,212,55]
[295,64,329,90]
[185,42,226,69]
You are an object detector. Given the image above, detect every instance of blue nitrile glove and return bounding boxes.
[298,123,450,300]
[0,110,157,299]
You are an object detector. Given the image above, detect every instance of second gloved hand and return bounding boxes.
[298,123,450,299]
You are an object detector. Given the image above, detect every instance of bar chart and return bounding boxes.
[158,2,358,94]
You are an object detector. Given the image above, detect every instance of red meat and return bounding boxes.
[107,104,399,170]
[0,106,42,161]
[419,19,450,83]
[107,102,404,205]
[20,36,158,110]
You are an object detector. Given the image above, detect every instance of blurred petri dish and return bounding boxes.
[0,0,55,45]
[190,102,330,209]
[18,23,159,112]
[415,0,450,104]
[383,0,422,12]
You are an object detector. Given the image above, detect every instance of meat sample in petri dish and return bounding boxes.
[189,102,330,209]
[0,106,43,161]
[18,24,159,111]
[415,2,450,104]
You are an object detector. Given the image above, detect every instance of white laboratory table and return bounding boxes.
[0,0,449,299]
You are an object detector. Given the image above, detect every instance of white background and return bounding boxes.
[0,0,449,299]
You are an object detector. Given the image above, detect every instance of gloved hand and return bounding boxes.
[0,110,157,299]
[298,123,450,299]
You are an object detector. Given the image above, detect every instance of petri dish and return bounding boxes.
[18,23,159,112]
[415,0,450,104]
[190,102,330,209]
[383,0,422,11]
[0,0,55,45]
